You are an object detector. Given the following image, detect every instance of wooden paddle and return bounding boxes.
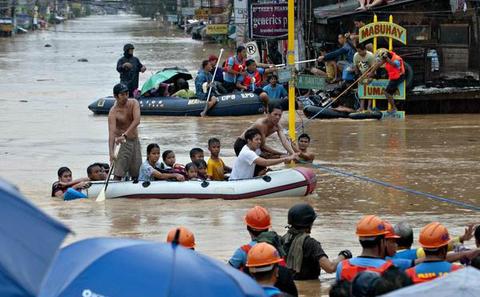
[95,143,121,202]
[201,48,224,116]
[302,62,380,123]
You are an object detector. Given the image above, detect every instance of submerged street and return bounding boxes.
[0,15,479,296]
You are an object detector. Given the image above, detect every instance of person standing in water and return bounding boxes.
[116,43,146,97]
[108,83,142,180]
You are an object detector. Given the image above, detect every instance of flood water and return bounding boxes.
[0,15,479,296]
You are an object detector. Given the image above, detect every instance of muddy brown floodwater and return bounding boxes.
[0,15,479,296]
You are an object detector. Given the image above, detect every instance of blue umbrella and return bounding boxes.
[39,237,267,297]
[0,179,71,297]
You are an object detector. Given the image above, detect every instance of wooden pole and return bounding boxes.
[288,0,296,142]
[388,14,393,111]
[372,14,377,109]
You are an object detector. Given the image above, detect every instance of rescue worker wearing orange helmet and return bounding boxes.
[282,203,352,280]
[336,215,393,281]
[166,226,196,250]
[405,222,462,283]
[393,221,479,264]
[229,206,298,296]
[229,206,275,268]
[246,243,286,297]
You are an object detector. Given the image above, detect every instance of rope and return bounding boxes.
[295,62,379,133]
[309,163,480,212]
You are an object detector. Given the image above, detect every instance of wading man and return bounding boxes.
[116,43,146,97]
[108,83,142,180]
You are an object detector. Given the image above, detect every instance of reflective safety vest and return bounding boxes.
[242,70,262,90]
[385,52,405,80]
[339,259,394,281]
[240,244,286,271]
[224,55,245,73]
[405,262,462,284]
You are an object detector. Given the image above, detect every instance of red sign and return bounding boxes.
[250,3,288,39]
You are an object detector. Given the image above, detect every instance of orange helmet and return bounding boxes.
[166,226,196,249]
[419,222,450,249]
[356,215,387,237]
[244,206,271,231]
[384,221,400,239]
[246,243,282,273]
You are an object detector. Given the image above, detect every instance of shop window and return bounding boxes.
[404,25,431,43]
[440,24,469,45]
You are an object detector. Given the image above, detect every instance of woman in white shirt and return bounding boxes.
[230,128,298,180]
[138,144,185,181]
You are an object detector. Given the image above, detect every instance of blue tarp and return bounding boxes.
[39,237,267,297]
[0,179,71,297]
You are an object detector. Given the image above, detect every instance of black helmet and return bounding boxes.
[288,203,317,228]
[123,43,134,52]
[113,83,128,96]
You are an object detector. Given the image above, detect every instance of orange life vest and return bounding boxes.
[339,259,394,281]
[242,70,262,89]
[224,55,245,73]
[384,52,405,80]
[405,263,461,284]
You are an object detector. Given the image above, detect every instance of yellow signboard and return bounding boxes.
[195,8,209,19]
[206,24,228,35]
[359,22,407,44]
[357,79,406,100]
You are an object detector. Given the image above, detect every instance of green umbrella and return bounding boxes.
[141,67,193,95]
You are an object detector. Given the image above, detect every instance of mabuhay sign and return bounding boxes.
[359,22,407,44]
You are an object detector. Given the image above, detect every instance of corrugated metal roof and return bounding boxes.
[314,0,423,24]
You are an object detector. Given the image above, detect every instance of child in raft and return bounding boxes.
[138,144,185,182]
[172,79,196,99]
[194,159,208,180]
[51,167,90,198]
[207,137,231,181]
[190,147,205,162]
[160,150,185,172]
[86,163,106,181]
[185,162,200,181]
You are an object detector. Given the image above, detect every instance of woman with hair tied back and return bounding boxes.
[138,143,184,182]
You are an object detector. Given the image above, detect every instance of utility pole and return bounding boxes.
[11,0,16,36]
[287,0,295,141]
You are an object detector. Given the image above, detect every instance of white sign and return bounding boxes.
[234,0,248,24]
[245,41,260,62]
[181,7,196,16]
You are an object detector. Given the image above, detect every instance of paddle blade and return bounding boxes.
[95,188,106,202]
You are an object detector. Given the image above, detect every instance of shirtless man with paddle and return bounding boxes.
[108,83,142,181]
[233,102,297,175]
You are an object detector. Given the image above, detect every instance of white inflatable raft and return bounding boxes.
[84,168,316,200]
